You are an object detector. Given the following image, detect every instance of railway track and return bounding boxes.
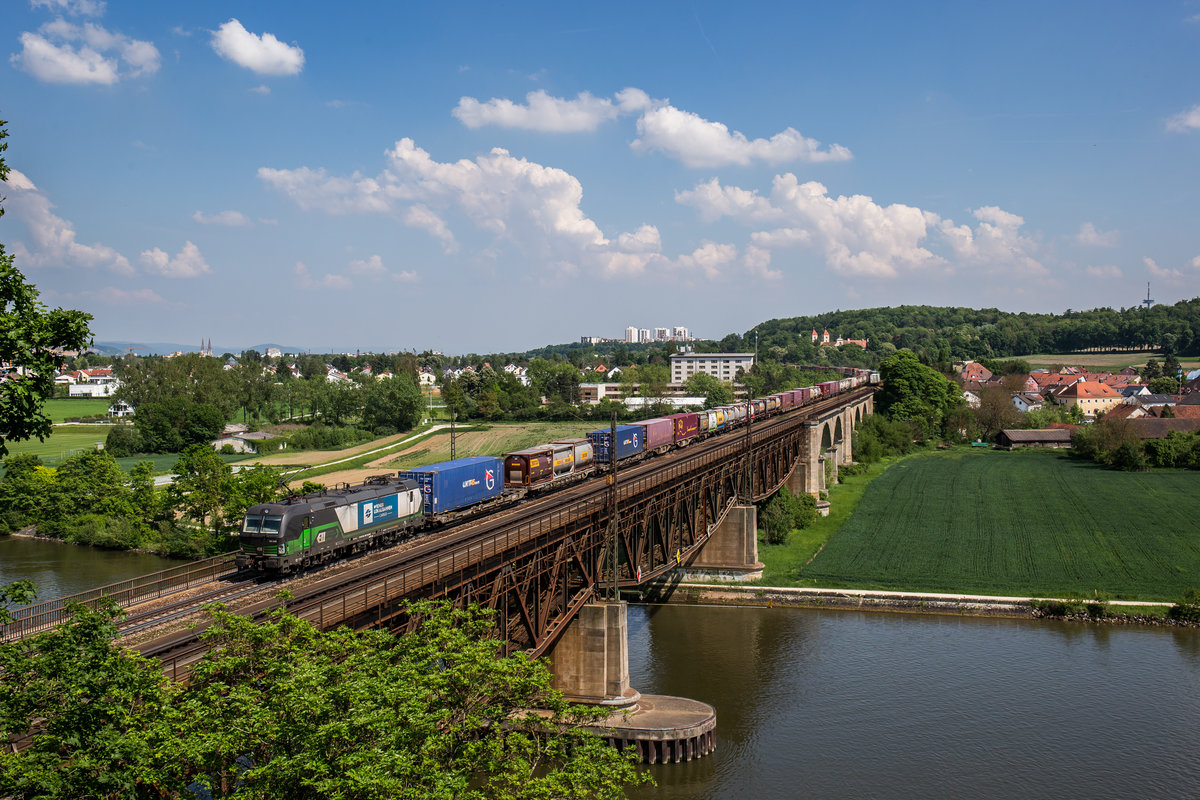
[137,387,873,679]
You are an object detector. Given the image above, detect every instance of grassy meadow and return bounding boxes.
[769,448,1200,602]
[2,425,112,465]
[42,398,113,421]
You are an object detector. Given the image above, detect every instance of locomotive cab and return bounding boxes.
[236,502,308,571]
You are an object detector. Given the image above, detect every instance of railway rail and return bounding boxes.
[139,387,872,680]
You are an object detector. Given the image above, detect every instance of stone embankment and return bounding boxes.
[651,583,1199,628]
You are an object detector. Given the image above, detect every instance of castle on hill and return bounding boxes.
[812,329,869,349]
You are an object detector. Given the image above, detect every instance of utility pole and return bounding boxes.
[606,410,619,600]
[450,407,457,460]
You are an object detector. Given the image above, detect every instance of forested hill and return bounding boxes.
[715,299,1200,365]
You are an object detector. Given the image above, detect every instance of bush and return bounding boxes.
[62,514,143,550]
[1167,588,1200,623]
[1030,598,1085,617]
[287,423,374,450]
[219,444,236,455]
[104,424,143,458]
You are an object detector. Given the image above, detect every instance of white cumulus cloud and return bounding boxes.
[452,85,851,169]
[2,168,132,274]
[1075,222,1119,247]
[679,174,1044,279]
[346,254,418,283]
[294,261,351,290]
[31,0,105,15]
[632,104,852,168]
[12,20,159,84]
[139,241,211,278]
[452,90,619,132]
[261,138,673,279]
[671,241,738,281]
[1144,256,1184,282]
[211,19,304,76]
[1166,104,1200,133]
[403,205,458,253]
[192,209,251,226]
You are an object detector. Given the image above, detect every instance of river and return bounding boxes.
[626,603,1200,800]
[0,535,178,604]
[3,542,1197,798]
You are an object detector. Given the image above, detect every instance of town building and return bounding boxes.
[669,352,754,385]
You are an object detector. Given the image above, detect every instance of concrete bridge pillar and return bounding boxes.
[841,409,854,464]
[685,505,763,582]
[549,601,638,706]
[803,421,823,496]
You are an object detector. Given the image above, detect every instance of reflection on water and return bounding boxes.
[626,604,1200,800]
[0,535,178,605]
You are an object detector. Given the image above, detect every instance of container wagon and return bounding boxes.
[504,446,555,488]
[398,456,505,517]
[634,418,676,453]
[588,425,645,464]
[666,412,700,445]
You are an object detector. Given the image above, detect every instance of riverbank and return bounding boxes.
[652,582,1199,628]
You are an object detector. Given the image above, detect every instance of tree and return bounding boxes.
[0,599,646,799]
[361,373,423,433]
[683,372,733,408]
[876,350,961,438]
[1148,376,1180,395]
[168,444,232,543]
[0,120,93,457]
[974,386,1022,440]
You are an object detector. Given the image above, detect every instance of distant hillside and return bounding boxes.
[94,341,306,357]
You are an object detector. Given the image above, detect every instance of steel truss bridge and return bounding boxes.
[134,386,875,678]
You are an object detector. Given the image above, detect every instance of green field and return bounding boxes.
[788,449,1200,602]
[2,425,112,465]
[42,398,112,422]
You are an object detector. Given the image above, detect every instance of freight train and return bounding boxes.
[236,369,873,573]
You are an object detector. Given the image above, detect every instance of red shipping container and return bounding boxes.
[667,412,700,443]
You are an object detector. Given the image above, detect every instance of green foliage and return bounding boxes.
[168,445,282,548]
[682,372,734,407]
[130,398,225,454]
[361,372,424,433]
[103,423,142,457]
[287,422,374,450]
[876,350,961,438]
[1070,417,1145,469]
[1143,431,1200,469]
[852,414,916,463]
[1147,375,1180,395]
[1167,588,1200,623]
[0,579,36,624]
[800,450,1200,600]
[0,600,646,799]
[758,487,818,545]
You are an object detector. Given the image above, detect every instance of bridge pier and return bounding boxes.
[548,601,718,764]
[549,601,636,706]
[683,504,763,582]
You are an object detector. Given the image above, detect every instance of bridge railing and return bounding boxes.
[1,552,238,642]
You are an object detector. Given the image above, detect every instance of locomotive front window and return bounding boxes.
[260,515,283,534]
[242,516,261,533]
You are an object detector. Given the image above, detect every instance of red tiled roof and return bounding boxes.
[1059,381,1121,399]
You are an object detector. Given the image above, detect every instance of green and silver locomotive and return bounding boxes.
[237,475,423,573]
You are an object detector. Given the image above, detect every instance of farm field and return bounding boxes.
[293,421,597,487]
[1018,352,1200,372]
[795,449,1200,602]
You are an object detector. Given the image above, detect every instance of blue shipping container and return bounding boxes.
[397,456,505,516]
[587,425,645,463]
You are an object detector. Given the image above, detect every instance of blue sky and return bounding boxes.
[3,1,1200,354]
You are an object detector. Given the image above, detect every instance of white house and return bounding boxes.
[68,368,120,398]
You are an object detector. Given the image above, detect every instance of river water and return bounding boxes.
[626,603,1200,800]
[0,535,177,604]
[3,541,1197,798]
